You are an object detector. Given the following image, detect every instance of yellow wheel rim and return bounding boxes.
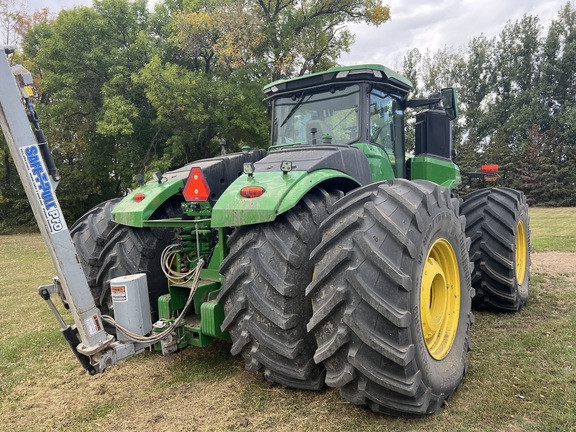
[420,239,460,360]
[516,220,527,285]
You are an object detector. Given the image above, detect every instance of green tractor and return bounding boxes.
[70,64,530,417]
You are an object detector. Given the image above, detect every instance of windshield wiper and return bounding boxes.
[280,93,311,127]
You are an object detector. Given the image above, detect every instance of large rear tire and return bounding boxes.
[71,198,123,305]
[218,188,343,390]
[71,199,180,320]
[95,223,173,319]
[307,179,473,416]
[461,188,530,311]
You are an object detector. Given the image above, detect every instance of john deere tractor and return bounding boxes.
[69,64,530,417]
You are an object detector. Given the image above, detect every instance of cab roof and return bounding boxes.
[263,64,413,98]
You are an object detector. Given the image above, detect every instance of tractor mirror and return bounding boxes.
[441,88,458,120]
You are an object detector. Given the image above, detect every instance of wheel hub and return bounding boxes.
[420,239,460,360]
[516,220,527,285]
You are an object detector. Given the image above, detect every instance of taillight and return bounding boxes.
[183,167,211,201]
[240,186,265,198]
[482,165,499,182]
[482,165,499,173]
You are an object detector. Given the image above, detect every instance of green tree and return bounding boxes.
[7,0,385,226]
[19,0,158,222]
[137,0,391,168]
[172,0,391,81]
[487,14,542,171]
[133,55,268,163]
[457,35,493,173]
[402,48,421,96]
[536,2,576,205]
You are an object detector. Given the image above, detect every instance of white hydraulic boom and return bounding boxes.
[0,47,158,373]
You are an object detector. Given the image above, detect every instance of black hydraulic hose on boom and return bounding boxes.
[25,99,60,182]
[6,46,60,183]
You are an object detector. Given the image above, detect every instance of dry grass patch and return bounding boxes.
[1,233,576,431]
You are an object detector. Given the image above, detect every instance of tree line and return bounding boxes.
[0,0,389,230]
[0,0,575,232]
[402,2,576,206]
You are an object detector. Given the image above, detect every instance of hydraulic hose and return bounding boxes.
[101,258,205,344]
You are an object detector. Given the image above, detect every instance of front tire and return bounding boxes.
[218,188,343,390]
[461,188,530,311]
[307,179,473,416]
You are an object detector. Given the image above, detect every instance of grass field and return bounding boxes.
[529,207,576,253]
[0,208,575,431]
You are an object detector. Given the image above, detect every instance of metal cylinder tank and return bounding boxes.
[110,273,152,342]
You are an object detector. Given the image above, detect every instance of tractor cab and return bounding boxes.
[265,64,459,184]
[265,65,411,179]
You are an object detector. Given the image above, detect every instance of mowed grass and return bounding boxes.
[0,208,575,431]
[529,207,576,252]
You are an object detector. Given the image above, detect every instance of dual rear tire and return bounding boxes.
[217,188,343,390]
[461,188,530,311]
[219,180,475,416]
[306,179,473,416]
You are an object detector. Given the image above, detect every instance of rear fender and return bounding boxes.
[410,155,461,189]
[111,149,268,227]
[211,169,360,227]
[111,179,184,227]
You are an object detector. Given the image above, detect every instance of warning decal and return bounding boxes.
[111,285,128,302]
[85,314,102,336]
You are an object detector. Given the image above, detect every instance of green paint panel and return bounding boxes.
[155,283,228,350]
[180,323,214,347]
[410,156,461,189]
[211,169,359,227]
[201,300,230,340]
[158,294,171,320]
[111,178,184,227]
[193,281,220,314]
[211,170,306,227]
[352,143,396,181]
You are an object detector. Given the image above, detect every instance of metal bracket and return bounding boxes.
[37,283,108,375]
[38,283,68,330]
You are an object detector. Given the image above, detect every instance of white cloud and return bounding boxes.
[338,0,565,69]
[28,0,85,12]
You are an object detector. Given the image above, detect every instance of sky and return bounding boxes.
[339,0,564,68]
[29,0,566,69]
